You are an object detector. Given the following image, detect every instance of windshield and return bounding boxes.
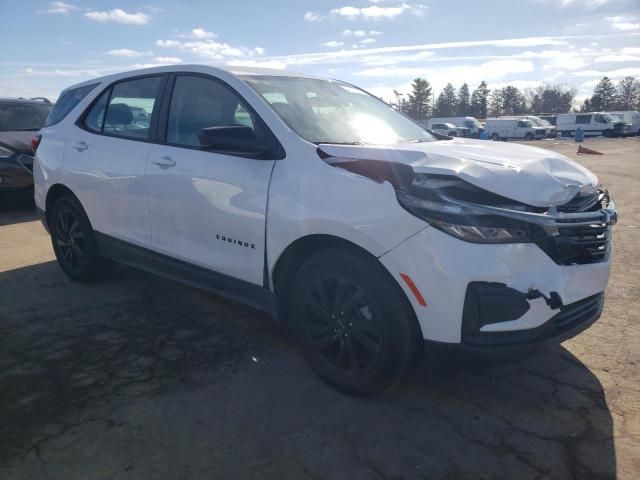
[464,119,482,129]
[242,76,435,145]
[0,102,52,131]
[528,116,550,127]
[603,113,620,123]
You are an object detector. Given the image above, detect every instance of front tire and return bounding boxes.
[491,133,499,141]
[525,132,534,140]
[49,194,109,282]
[288,248,420,396]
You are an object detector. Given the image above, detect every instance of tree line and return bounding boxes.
[391,76,640,120]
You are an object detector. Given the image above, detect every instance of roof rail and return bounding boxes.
[30,97,52,104]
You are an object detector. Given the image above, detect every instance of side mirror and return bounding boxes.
[198,125,271,156]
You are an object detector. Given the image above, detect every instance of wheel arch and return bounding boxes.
[44,184,80,226]
[271,234,423,341]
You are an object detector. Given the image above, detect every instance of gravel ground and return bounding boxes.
[0,137,638,480]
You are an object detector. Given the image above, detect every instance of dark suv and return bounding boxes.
[0,98,52,192]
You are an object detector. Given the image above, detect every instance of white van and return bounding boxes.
[427,116,484,137]
[556,112,631,137]
[485,117,546,141]
[520,115,557,138]
[608,111,640,136]
[33,65,617,395]
[418,121,469,137]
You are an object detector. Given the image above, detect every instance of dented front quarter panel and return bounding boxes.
[319,138,599,207]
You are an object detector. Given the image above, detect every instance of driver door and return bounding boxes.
[145,74,276,285]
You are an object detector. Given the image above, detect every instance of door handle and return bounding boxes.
[151,156,176,169]
[71,141,88,152]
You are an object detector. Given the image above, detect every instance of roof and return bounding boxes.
[58,64,323,94]
[0,97,53,105]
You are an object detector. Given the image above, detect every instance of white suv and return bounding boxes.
[34,65,617,395]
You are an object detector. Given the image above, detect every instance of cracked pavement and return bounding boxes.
[1,138,638,479]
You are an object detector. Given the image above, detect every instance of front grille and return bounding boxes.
[536,190,613,265]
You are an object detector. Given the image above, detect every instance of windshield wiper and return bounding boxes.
[315,141,365,146]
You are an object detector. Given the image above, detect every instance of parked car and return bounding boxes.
[608,111,640,136]
[520,115,557,138]
[427,116,484,137]
[34,66,617,395]
[539,115,557,126]
[485,117,546,140]
[0,98,52,192]
[419,121,469,137]
[556,112,632,137]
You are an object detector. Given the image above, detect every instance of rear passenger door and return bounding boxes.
[65,75,165,255]
[145,73,277,285]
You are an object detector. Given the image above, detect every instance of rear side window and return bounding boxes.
[45,83,97,127]
[0,103,52,131]
[103,77,162,140]
[576,115,591,124]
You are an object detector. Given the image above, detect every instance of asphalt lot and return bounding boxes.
[1,137,638,480]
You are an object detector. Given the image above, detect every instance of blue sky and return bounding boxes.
[0,0,638,105]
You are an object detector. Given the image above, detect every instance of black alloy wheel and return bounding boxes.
[49,194,109,282]
[53,207,87,273]
[289,248,420,396]
[301,274,383,377]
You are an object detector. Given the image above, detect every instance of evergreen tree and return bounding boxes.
[488,88,503,116]
[406,78,432,120]
[593,77,617,110]
[457,83,470,116]
[500,86,526,115]
[434,83,457,116]
[470,81,490,118]
[391,89,411,114]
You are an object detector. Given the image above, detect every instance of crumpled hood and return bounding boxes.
[0,131,35,154]
[319,138,598,207]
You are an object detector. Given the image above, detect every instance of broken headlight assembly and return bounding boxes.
[395,175,536,244]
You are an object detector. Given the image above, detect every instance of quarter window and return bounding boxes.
[45,83,97,127]
[84,88,110,133]
[167,75,255,148]
[102,76,162,140]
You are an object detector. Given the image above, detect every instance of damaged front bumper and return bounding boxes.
[379,221,614,346]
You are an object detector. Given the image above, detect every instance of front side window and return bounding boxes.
[0,102,52,131]
[517,121,527,128]
[243,75,434,145]
[166,75,255,148]
[102,76,162,140]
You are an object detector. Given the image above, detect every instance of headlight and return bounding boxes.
[0,145,14,158]
[396,175,535,244]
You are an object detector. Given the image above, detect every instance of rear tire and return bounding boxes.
[288,248,420,396]
[49,194,109,282]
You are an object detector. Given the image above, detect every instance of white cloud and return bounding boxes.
[622,47,640,55]
[85,9,149,25]
[595,54,640,62]
[226,59,289,70]
[360,38,377,45]
[573,67,640,77]
[304,11,324,21]
[357,59,534,79]
[178,28,216,39]
[330,3,426,19]
[343,29,367,37]
[41,1,77,14]
[156,37,264,60]
[555,0,613,9]
[105,48,153,58]
[23,67,101,77]
[612,22,639,31]
[323,41,345,48]
[153,56,182,64]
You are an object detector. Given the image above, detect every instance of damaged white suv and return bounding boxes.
[34,66,617,395]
